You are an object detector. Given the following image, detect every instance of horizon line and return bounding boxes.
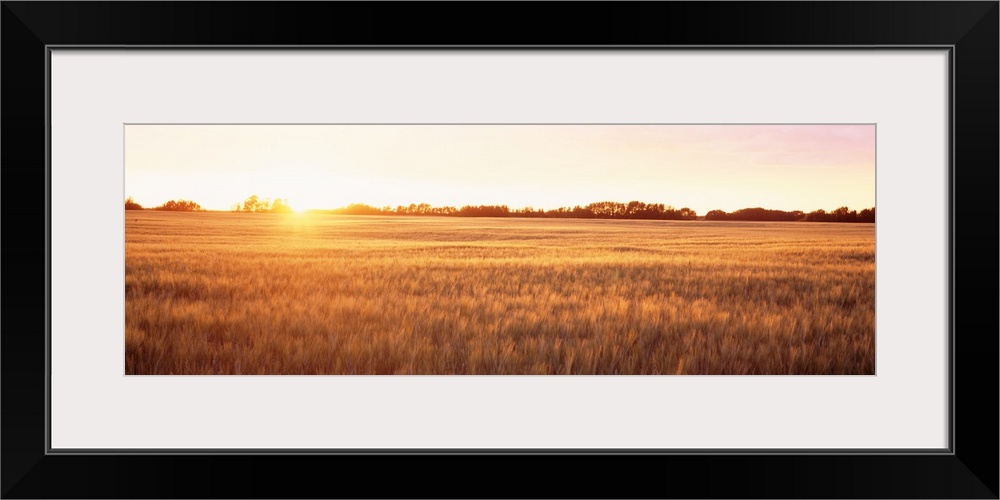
[127,198,876,213]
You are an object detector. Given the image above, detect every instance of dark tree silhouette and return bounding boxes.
[458,205,510,217]
[679,208,698,220]
[255,198,873,223]
[154,199,203,212]
[831,206,859,222]
[125,196,143,210]
[804,209,832,222]
[704,210,729,221]
[725,207,797,221]
[859,207,875,223]
[702,207,871,222]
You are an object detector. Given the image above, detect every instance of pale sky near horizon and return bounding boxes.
[124,124,875,214]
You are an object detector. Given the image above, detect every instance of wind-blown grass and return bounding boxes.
[125,212,875,375]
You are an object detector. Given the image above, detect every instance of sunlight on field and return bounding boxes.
[125,212,875,375]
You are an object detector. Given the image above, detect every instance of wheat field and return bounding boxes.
[124,212,875,375]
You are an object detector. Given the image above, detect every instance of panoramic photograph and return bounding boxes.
[124,124,875,375]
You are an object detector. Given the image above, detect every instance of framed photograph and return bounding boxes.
[123,122,878,378]
[3,2,996,498]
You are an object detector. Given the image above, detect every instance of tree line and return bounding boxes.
[704,206,875,223]
[124,195,288,213]
[318,201,874,222]
[125,195,875,222]
[231,195,292,213]
[316,201,699,220]
[125,196,203,212]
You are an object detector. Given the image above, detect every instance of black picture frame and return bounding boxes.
[3,2,996,498]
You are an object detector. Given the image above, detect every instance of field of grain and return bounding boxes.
[125,212,875,375]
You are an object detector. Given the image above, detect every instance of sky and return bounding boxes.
[124,124,875,214]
